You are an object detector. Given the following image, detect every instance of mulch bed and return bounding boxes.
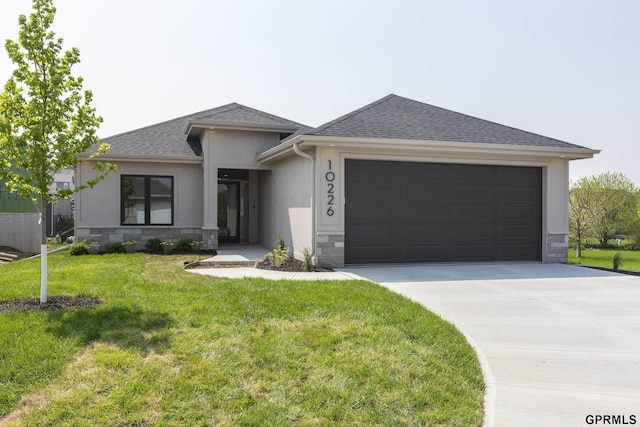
[0,296,104,313]
[256,258,333,272]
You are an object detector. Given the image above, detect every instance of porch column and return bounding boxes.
[249,170,258,243]
[202,157,218,250]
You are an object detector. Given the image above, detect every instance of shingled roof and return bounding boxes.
[98,103,309,157]
[303,94,586,149]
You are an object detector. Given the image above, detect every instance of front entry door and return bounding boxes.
[218,182,240,243]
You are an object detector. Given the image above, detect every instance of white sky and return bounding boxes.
[1,0,639,183]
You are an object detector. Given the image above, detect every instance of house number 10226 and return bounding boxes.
[326,160,335,216]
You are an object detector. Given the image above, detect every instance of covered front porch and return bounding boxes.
[202,168,261,250]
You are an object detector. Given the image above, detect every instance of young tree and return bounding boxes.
[0,0,114,303]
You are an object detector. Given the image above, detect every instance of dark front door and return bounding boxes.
[345,160,542,264]
[218,182,240,243]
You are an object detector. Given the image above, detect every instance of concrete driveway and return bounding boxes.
[339,263,640,427]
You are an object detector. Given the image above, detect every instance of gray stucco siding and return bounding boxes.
[259,153,313,258]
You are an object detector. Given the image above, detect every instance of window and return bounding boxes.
[121,175,173,225]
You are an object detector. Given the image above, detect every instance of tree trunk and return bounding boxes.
[40,196,48,304]
[575,235,582,258]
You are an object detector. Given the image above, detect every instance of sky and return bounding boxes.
[1,0,639,184]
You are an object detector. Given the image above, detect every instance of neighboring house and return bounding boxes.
[76,94,599,267]
[47,167,75,236]
[0,166,40,253]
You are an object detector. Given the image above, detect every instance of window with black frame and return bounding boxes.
[121,175,173,225]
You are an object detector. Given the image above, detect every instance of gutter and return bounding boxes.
[77,154,203,164]
[292,141,316,263]
[258,135,601,163]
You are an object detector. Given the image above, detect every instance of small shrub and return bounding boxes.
[267,248,289,268]
[122,240,138,253]
[613,252,623,271]
[106,242,126,254]
[267,236,290,268]
[175,238,202,253]
[144,238,164,254]
[302,247,313,272]
[277,235,287,251]
[161,241,174,253]
[70,240,91,256]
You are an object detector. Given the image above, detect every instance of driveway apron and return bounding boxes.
[339,263,640,427]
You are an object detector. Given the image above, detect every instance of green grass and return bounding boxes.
[45,237,69,251]
[568,247,640,271]
[0,253,484,426]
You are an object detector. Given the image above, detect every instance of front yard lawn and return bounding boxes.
[568,247,640,271]
[0,253,484,426]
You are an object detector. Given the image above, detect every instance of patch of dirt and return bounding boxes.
[0,296,104,313]
[256,257,333,272]
[0,246,36,262]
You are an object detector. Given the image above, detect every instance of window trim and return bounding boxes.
[120,175,174,226]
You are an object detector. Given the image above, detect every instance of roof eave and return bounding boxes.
[184,120,300,140]
[256,136,301,163]
[257,135,600,163]
[77,153,203,164]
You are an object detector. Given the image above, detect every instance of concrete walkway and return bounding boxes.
[190,267,359,281]
[190,244,362,280]
[340,263,640,427]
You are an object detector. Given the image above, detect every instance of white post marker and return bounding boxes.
[40,244,47,304]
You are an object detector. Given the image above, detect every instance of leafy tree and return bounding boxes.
[0,0,115,303]
[569,185,590,257]
[569,173,640,254]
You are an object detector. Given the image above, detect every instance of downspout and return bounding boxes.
[293,141,316,262]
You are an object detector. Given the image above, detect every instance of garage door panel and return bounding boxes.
[499,167,538,183]
[500,188,536,203]
[453,224,492,239]
[400,245,445,261]
[500,207,535,221]
[350,180,394,200]
[497,244,537,259]
[403,203,443,219]
[499,224,537,239]
[349,203,393,220]
[454,187,491,202]
[454,206,491,221]
[350,223,392,243]
[453,244,492,259]
[400,224,444,241]
[404,184,445,201]
[402,163,446,181]
[345,160,541,264]
[348,245,393,263]
[348,160,393,176]
[453,165,492,183]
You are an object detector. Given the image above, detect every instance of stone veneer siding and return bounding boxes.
[316,233,344,267]
[75,227,208,252]
[202,229,218,251]
[547,233,568,263]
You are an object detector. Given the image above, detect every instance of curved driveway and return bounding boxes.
[339,263,640,427]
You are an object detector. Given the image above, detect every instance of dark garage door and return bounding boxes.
[345,160,542,264]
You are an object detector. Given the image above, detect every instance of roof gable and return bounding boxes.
[97,103,309,158]
[305,94,586,149]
